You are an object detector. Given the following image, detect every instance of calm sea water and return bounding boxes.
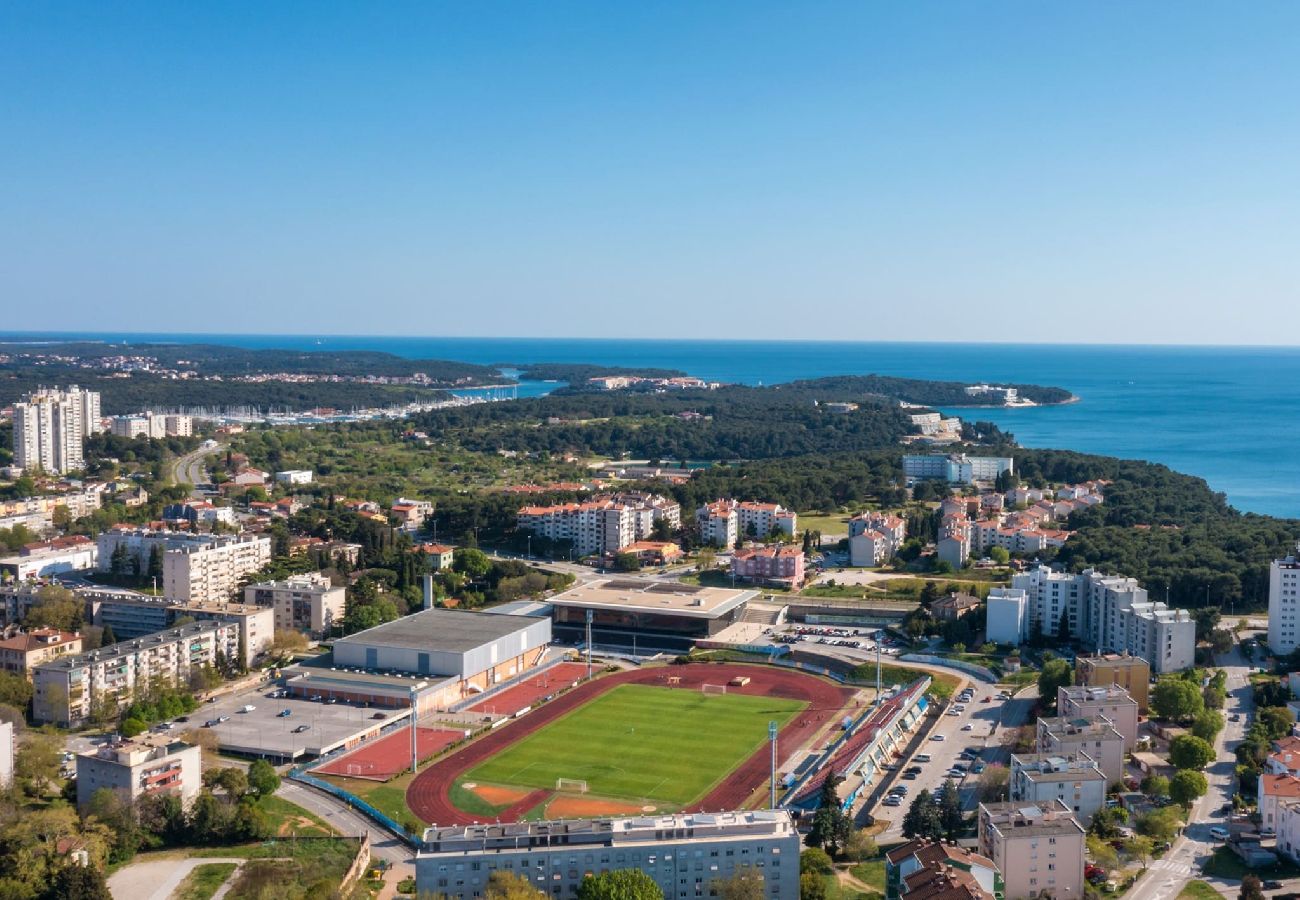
[8,333,1299,519]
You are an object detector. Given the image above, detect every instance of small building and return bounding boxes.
[730,544,805,588]
[274,470,314,485]
[1057,685,1140,751]
[415,543,456,570]
[245,572,347,639]
[76,736,201,811]
[885,838,1001,900]
[1075,653,1150,714]
[1260,773,1300,831]
[1037,715,1127,785]
[978,800,1086,900]
[614,541,683,567]
[0,543,99,580]
[1010,752,1108,825]
[390,497,433,530]
[931,592,980,621]
[986,587,1029,645]
[0,629,82,679]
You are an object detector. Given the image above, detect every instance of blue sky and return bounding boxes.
[3,3,1299,343]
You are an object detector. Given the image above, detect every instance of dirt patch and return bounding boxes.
[547,795,652,818]
[470,783,533,806]
[276,815,318,836]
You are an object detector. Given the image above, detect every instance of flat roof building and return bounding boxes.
[1075,653,1150,713]
[91,594,272,667]
[332,608,552,710]
[547,578,758,652]
[76,735,201,811]
[977,800,1086,900]
[417,810,799,900]
[245,572,346,638]
[1057,685,1140,751]
[1009,753,1107,825]
[1035,716,1126,784]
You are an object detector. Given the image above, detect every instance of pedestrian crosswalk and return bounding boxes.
[1146,857,1197,877]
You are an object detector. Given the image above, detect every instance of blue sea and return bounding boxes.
[6,332,1299,520]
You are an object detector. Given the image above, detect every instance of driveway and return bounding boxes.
[108,856,245,900]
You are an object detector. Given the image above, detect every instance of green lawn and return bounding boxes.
[1177,882,1221,900]
[852,859,886,894]
[257,795,336,838]
[174,863,238,900]
[1203,846,1300,880]
[464,683,805,805]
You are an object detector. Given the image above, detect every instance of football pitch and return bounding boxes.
[462,683,806,806]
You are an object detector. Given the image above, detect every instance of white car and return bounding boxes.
[1209,826,1229,841]
[240,704,256,713]
[930,734,946,742]
[961,724,974,731]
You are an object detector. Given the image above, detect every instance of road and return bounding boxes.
[170,442,222,494]
[277,779,414,867]
[1127,638,1254,900]
[871,684,1038,841]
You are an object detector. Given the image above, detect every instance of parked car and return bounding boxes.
[371,712,386,720]
[961,724,974,731]
[277,709,292,718]
[1209,827,1230,841]
[915,754,932,763]
[1263,882,1283,891]
[203,719,218,728]
[293,724,310,733]
[240,704,256,713]
[931,734,945,742]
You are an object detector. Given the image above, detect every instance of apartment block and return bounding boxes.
[33,621,241,726]
[1057,685,1140,750]
[1075,653,1150,713]
[0,542,99,580]
[417,811,800,900]
[75,736,201,811]
[731,544,805,588]
[12,385,100,474]
[977,800,1086,900]
[92,594,271,667]
[1036,715,1126,784]
[986,587,1029,645]
[0,629,82,679]
[518,493,679,557]
[1009,752,1107,825]
[849,513,907,566]
[1270,554,1300,655]
[903,453,1014,485]
[162,534,273,605]
[245,572,346,638]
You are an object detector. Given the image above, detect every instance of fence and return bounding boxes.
[338,833,372,895]
[289,768,421,848]
[447,653,574,714]
[898,653,998,683]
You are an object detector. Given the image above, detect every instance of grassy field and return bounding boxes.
[224,839,360,900]
[1176,882,1221,900]
[174,863,238,900]
[318,770,422,831]
[463,684,805,806]
[850,663,962,700]
[1204,846,1300,880]
[257,795,336,838]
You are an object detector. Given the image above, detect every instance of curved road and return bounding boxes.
[170,442,222,494]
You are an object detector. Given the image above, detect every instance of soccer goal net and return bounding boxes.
[701,683,728,696]
[556,778,589,794]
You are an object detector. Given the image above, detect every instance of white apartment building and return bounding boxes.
[903,453,1014,485]
[1011,566,1194,673]
[0,543,99,580]
[274,469,314,485]
[417,810,800,900]
[163,534,274,605]
[694,499,796,547]
[849,513,907,566]
[245,572,346,637]
[98,529,272,604]
[986,587,1029,645]
[1057,685,1140,750]
[696,501,738,549]
[110,412,194,439]
[1269,553,1300,655]
[13,386,101,474]
[75,736,201,811]
[518,493,680,557]
[33,621,241,725]
[977,800,1086,900]
[1009,752,1107,825]
[1036,716,1126,784]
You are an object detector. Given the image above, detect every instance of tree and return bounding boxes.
[1125,835,1154,869]
[454,547,491,579]
[25,585,84,632]
[214,767,249,798]
[1136,807,1182,844]
[248,758,281,796]
[1151,677,1204,723]
[801,849,834,876]
[902,789,943,840]
[1209,630,1234,655]
[1037,659,1072,713]
[841,829,879,863]
[937,778,964,840]
[977,764,1009,801]
[1086,834,1119,872]
[1139,774,1170,799]
[147,544,164,581]
[989,546,1010,565]
[1170,770,1209,807]
[269,629,308,658]
[1241,875,1266,900]
[484,871,545,899]
[800,873,830,900]
[712,870,765,900]
[0,672,34,709]
[100,623,117,647]
[45,865,112,900]
[1057,609,1071,644]
[1169,734,1215,771]
[612,552,641,572]
[806,776,852,856]
[15,732,62,795]
[575,869,664,900]
[1193,709,1225,743]
[1259,706,1295,740]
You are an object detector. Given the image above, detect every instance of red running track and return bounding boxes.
[407,663,857,825]
[315,726,465,781]
[464,662,590,714]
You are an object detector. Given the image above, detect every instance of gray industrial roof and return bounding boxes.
[335,608,537,653]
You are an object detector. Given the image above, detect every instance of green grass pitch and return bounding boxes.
[463,683,806,806]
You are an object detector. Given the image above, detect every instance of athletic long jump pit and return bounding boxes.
[407,663,858,825]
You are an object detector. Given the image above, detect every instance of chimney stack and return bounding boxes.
[422,574,434,610]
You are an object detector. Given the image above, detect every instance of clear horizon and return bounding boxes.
[4,3,1300,343]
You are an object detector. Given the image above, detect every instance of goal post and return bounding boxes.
[556,778,589,794]
[701,683,728,696]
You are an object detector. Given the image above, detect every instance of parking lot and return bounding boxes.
[872,685,1037,839]
[190,685,411,760]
